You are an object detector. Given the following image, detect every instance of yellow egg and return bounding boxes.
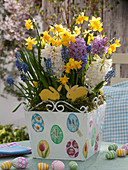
[37,162,49,170]
[116,149,127,157]
[1,161,11,169]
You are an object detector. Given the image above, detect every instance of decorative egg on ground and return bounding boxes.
[122,143,128,154]
[37,163,49,170]
[108,143,118,151]
[83,139,89,158]
[68,161,78,170]
[67,113,79,133]
[31,113,44,132]
[106,150,116,159]
[116,149,127,157]
[12,157,28,169]
[66,139,79,158]
[37,140,50,158]
[1,161,11,169]
[51,160,65,170]
[50,125,63,144]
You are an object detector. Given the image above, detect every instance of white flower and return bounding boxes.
[41,45,64,78]
[85,57,112,92]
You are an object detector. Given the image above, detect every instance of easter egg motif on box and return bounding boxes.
[50,125,63,144]
[116,149,127,157]
[106,150,116,159]
[83,139,89,158]
[37,163,49,170]
[31,113,44,132]
[99,115,105,134]
[66,139,79,158]
[12,157,28,169]
[37,140,50,158]
[91,127,96,147]
[51,160,65,170]
[88,116,93,136]
[67,113,79,133]
[1,161,11,170]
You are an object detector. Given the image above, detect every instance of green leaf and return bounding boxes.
[12,102,27,112]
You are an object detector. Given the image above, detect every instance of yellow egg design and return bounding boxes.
[1,161,11,170]
[116,149,127,157]
[37,163,49,170]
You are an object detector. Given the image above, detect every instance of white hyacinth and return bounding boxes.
[85,56,112,92]
[41,45,64,78]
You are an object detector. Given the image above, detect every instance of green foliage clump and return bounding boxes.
[0,124,29,144]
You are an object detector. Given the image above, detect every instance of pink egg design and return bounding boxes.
[51,160,65,170]
[122,143,128,154]
[89,116,93,135]
[66,139,79,158]
[12,157,28,169]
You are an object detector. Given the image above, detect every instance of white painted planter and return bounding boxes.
[25,102,106,161]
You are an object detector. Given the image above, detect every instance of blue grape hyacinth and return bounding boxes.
[6,77,14,86]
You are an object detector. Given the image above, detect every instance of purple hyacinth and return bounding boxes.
[68,37,88,61]
[91,35,108,56]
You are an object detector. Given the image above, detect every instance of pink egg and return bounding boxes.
[12,157,28,169]
[51,160,65,170]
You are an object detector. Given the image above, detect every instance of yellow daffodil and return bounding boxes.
[89,16,103,32]
[25,19,33,30]
[108,39,121,54]
[55,24,63,33]
[83,29,94,45]
[42,31,51,42]
[76,12,89,24]
[73,26,81,35]
[49,36,56,46]
[64,58,82,73]
[25,37,37,50]
[58,76,69,85]
[114,38,121,47]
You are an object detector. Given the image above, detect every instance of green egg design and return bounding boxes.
[50,125,63,144]
[91,127,96,147]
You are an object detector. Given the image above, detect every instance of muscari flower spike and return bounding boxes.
[15,52,21,59]
[22,63,29,73]
[86,45,92,53]
[16,59,22,71]
[20,74,28,82]
[79,54,88,71]
[61,45,69,64]
[6,77,14,86]
[45,58,54,76]
[105,70,115,82]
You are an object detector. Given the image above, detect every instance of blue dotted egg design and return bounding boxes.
[67,113,79,133]
[31,113,44,132]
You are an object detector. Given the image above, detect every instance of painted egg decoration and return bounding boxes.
[108,143,118,151]
[50,125,63,144]
[37,140,50,158]
[37,163,49,170]
[1,161,11,170]
[83,139,89,158]
[116,149,127,157]
[91,127,96,147]
[12,157,28,169]
[122,143,128,154]
[106,150,116,159]
[66,139,79,158]
[68,161,78,170]
[31,113,44,132]
[88,116,93,135]
[67,113,79,133]
[51,160,65,170]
